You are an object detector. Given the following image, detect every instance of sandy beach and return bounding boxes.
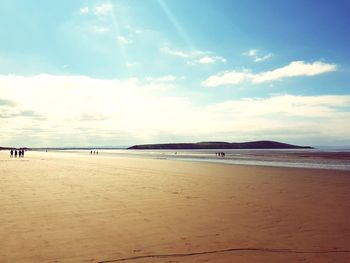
[1,151,350,262]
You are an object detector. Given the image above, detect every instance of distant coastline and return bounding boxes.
[0,147,29,151]
[0,141,313,151]
[128,140,313,150]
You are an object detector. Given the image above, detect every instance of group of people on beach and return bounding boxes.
[216,152,226,158]
[90,150,98,155]
[10,148,25,158]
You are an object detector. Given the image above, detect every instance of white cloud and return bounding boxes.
[91,25,110,33]
[202,61,337,87]
[252,61,337,83]
[243,49,272,62]
[117,36,132,45]
[143,75,178,91]
[197,55,226,64]
[254,54,272,62]
[161,47,226,65]
[80,7,89,14]
[244,49,258,57]
[203,94,350,143]
[126,62,138,68]
[197,56,215,64]
[160,47,191,58]
[203,71,251,86]
[208,95,350,118]
[143,83,175,92]
[1,74,348,146]
[0,74,193,146]
[94,3,113,15]
[78,113,109,121]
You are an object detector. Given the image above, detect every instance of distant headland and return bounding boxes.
[128,140,313,150]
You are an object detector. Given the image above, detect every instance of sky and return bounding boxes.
[0,0,350,147]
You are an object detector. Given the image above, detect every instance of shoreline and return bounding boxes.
[17,148,350,171]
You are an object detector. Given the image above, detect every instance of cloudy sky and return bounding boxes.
[1,0,350,147]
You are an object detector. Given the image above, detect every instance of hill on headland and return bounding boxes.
[128,141,313,150]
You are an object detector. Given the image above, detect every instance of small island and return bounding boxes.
[128,140,313,150]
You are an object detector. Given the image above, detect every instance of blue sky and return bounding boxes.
[0,0,350,147]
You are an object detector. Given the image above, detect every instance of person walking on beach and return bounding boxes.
[90,150,92,155]
[10,149,13,158]
[14,150,17,158]
[21,149,25,158]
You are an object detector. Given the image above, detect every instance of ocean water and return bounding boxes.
[55,148,350,171]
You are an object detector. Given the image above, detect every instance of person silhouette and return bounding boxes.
[10,149,13,158]
[14,150,17,158]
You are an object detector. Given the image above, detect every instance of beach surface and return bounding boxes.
[1,151,350,262]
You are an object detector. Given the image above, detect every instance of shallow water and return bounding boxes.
[44,148,350,171]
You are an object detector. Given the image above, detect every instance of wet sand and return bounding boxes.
[1,151,350,262]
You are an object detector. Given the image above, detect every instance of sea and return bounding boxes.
[43,146,350,171]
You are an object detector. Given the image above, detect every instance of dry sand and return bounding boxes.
[1,151,350,262]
